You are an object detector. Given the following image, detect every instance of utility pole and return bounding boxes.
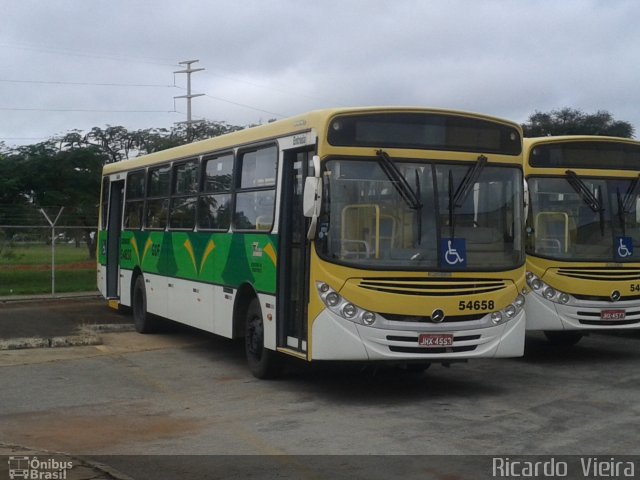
[174,59,205,140]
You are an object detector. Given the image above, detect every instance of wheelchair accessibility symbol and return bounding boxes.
[440,238,467,269]
[615,236,633,260]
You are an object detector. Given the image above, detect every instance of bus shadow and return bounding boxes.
[518,333,640,364]
[281,361,506,404]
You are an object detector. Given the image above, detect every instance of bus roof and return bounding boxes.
[524,135,640,152]
[103,106,522,174]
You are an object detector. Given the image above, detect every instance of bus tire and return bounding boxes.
[132,275,156,334]
[245,297,282,379]
[543,330,583,347]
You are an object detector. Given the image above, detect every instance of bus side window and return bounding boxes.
[145,165,171,230]
[199,153,233,231]
[124,170,145,230]
[233,145,277,231]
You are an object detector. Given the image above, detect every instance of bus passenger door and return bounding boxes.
[277,148,314,354]
[106,180,124,299]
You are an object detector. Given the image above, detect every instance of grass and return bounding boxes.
[0,269,97,295]
[0,243,97,295]
[0,243,93,265]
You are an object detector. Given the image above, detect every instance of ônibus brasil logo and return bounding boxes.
[7,456,73,480]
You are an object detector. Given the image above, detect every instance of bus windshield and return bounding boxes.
[317,158,524,270]
[527,176,640,261]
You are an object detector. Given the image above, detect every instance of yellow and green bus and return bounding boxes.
[98,107,527,378]
[524,136,640,345]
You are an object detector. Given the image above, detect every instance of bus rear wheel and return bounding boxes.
[132,275,156,333]
[543,330,583,347]
[245,297,282,379]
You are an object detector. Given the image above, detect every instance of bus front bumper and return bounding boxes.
[525,292,640,331]
[310,309,525,361]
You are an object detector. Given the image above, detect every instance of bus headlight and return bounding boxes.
[526,272,575,305]
[362,311,376,325]
[342,303,357,318]
[326,292,341,307]
[316,282,377,326]
[491,294,525,324]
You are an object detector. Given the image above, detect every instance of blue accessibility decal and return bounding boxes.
[440,238,467,269]
[615,236,633,261]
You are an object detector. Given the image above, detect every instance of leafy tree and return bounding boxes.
[522,108,635,138]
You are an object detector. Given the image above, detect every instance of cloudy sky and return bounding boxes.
[1,0,638,147]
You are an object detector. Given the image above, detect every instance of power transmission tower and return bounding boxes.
[174,59,205,140]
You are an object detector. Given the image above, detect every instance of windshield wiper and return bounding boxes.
[453,155,487,208]
[565,170,601,212]
[616,175,640,236]
[376,150,422,210]
[622,174,640,213]
[617,187,626,235]
[376,149,423,246]
[565,170,605,235]
[448,155,487,238]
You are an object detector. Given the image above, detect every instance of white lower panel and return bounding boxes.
[311,309,525,360]
[526,292,640,331]
[140,277,276,342]
[119,269,133,306]
[97,265,106,298]
[144,273,168,318]
[258,293,277,350]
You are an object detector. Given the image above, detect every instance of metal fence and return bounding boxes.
[0,208,97,297]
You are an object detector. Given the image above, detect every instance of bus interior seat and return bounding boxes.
[534,211,574,254]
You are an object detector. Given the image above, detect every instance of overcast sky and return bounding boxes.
[1,0,639,147]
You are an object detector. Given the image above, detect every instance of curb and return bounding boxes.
[0,292,101,304]
[0,324,135,351]
[0,334,102,351]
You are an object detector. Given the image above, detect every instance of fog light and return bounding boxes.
[362,311,376,325]
[326,292,340,306]
[491,311,503,324]
[559,293,570,304]
[342,303,357,318]
[505,305,517,318]
[543,287,556,300]
[319,283,330,293]
[531,279,543,290]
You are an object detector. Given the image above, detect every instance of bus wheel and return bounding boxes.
[132,275,156,333]
[245,297,282,379]
[543,330,583,347]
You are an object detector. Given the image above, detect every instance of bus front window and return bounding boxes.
[527,177,640,262]
[318,158,524,271]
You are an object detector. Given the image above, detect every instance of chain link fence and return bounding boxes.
[0,207,98,297]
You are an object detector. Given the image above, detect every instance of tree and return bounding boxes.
[522,108,635,138]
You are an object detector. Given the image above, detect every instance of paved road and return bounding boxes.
[0,299,639,478]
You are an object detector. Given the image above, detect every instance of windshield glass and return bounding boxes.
[527,176,640,261]
[316,158,524,271]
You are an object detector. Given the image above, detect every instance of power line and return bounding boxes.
[0,107,177,113]
[0,42,176,67]
[0,78,176,88]
[202,93,286,118]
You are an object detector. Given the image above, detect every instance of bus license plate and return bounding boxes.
[600,310,625,320]
[418,334,454,348]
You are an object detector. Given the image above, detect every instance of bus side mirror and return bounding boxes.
[303,176,322,240]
